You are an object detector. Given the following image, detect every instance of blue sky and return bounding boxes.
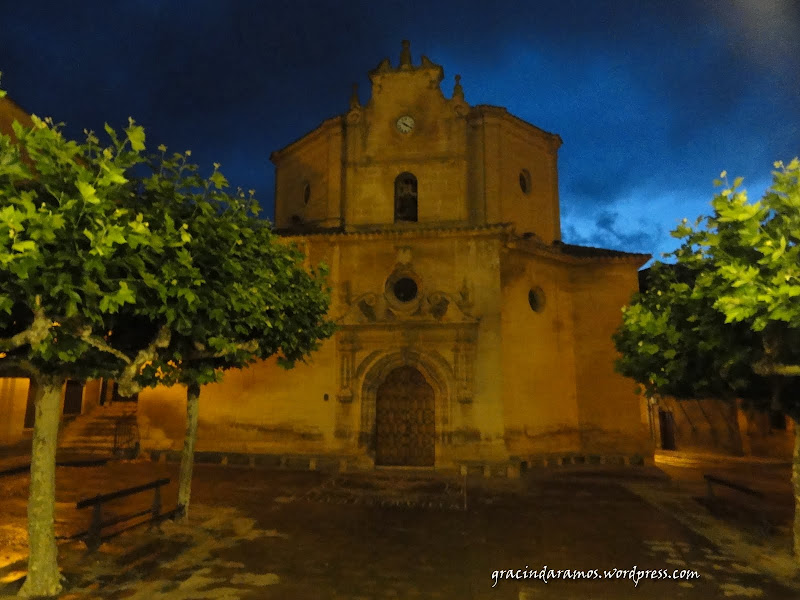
[1,1,798,265]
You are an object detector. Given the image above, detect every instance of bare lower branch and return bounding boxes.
[753,359,800,377]
[78,329,132,364]
[0,303,50,351]
[115,326,171,395]
[189,339,259,360]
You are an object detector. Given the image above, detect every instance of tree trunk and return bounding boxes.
[793,419,800,562]
[19,378,64,598]
[177,383,200,522]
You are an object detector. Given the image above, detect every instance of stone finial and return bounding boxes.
[400,40,412,67]
[349,83,361,110]
[374,57,391,73]
[453,74,464,101]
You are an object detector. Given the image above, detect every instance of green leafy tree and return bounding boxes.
[129,148,336,520]
[0,112,191,596]
[1,100,334,594]
[614,159,800,559]
[614,261,771,407]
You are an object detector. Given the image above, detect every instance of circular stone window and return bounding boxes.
[528,287,545,312]
[393,277,418,303]
[519,169,531,194]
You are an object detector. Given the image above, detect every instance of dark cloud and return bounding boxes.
[1,0,797,258]
[563,211,655,256]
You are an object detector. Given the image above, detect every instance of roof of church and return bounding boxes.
[554,241,651,260]
[271,42,563,162]
[0,96,33,138]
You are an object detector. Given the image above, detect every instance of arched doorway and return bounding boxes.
[375,366,435,466]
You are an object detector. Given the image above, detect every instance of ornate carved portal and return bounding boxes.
[375,366,435,466]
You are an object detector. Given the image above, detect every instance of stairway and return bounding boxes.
[58,402,139,457]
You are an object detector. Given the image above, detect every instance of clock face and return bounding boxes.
[396,115,415,134]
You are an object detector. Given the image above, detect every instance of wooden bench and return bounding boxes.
[704,474,764,500]
[72,477,178,551]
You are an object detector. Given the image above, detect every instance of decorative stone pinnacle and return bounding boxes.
[400,40,412,67]
[453,74,464,101]
[349,83,361,110]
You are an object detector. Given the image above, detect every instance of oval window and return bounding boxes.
[393,277,418,302]
[519,169,531,194]
[528,287,545,312]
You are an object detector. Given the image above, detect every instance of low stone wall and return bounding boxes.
[144,449,650,480]
[517,452,649,469]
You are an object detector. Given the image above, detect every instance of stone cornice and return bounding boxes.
[279,224,650,267]
[279,222,514,243]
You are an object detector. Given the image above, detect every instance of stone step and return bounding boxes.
[69,426,121,435]
[59,438,117,447]
[58,404,138,454]
[61,436,116,445]
[56,448,114,457]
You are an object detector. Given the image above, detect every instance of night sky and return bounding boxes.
[2,1,798,264]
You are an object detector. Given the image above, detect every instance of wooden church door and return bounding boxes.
[375,366,435,466]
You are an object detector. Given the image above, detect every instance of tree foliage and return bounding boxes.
[614,159,800,561]
[0,115,188,379]
[131,147,336,392]
[1,104,335,594]
[613,261,766,403]
[614,160,800,416]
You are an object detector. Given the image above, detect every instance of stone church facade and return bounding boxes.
[134,42,651,470]
[0,44,652,470]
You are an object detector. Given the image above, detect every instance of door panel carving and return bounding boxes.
[375,366,435,466]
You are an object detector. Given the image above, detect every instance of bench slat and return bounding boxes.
[703,474,763,498]
[76,478,170,509]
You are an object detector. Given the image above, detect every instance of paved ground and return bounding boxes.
[0,459,799,599]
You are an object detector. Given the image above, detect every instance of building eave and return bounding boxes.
[269,115,344,164]
[506,236,651,267]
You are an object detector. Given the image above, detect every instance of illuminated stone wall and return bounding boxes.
[136,43,652,467]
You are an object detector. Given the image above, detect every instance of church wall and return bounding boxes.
[343,159,470,227]
[137,338,339,454]
[138,238,340,455]
[342,70,471,228]
[570,262,651,455]
[330,233,507,464]
[499,251,581,455]
[0,377,29,447]
[136,231,508,465]
[360,70,459,160]
[457,237,506,460]
[473,111,560,242]
[273,119,343,230]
